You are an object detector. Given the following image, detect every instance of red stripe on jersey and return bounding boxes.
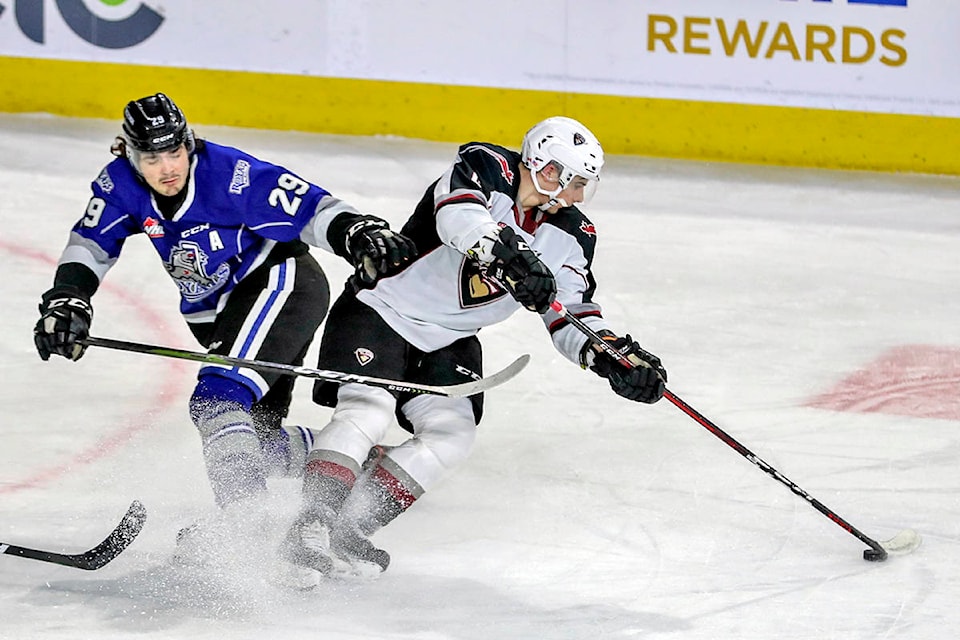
[549,309,603,333]
[461,144,515,183]
[515,206,545,234]
[437,193,484,211]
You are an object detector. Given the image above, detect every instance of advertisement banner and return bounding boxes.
[1,0,957,116]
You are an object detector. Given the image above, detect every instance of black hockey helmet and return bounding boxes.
[121,93,195,154]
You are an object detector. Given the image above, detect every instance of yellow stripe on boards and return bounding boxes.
[2,56,957,175]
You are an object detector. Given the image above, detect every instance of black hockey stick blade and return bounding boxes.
[82,336,530,398]
[1,500,146,570]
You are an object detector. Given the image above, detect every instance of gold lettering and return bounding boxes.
[805,24,836,63]
[766,22,801,60]
[716,18,767,57]
[648,15,678,53]
[684,16,711,55]
[880,29,907,67]
[842,26,875,64]
[646,15,904,67]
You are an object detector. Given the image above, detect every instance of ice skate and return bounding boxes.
[277,506,357,587]
[331,525,390,575]
[172,493,280,568]
[171,521,209,567]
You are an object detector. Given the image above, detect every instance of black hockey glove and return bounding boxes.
[586,333,667,404]
[486,226,557,314]
[34,285,93,361]
[344,216,417,284]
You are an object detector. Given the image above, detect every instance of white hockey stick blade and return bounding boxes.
[438,354,531,397]
[880,529,922,555]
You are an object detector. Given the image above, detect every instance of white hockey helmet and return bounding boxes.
[521,116,604,208]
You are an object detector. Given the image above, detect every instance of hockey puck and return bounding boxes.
[863,548,888,562]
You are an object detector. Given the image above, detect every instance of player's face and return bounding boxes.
[537,173,592,213]
[559,176,591,205]
[138,145,189,196]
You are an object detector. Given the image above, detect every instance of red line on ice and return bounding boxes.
[806,344,960,422]
[0,239,192,494]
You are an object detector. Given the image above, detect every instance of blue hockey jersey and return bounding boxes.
[58,141,355,323]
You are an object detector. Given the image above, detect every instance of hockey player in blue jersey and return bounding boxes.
[279,116,667,582]
[33,93,416,521]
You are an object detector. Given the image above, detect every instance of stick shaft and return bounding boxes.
[550,300,886,555]
[80,336,526,398]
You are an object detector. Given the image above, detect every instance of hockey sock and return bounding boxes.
[196,403,267,507]
[302,453,359,516]
[190,379,266,507]
[345,459,422,535]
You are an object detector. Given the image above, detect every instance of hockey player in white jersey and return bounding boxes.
[279,116,668,580]
[32,93,416,525]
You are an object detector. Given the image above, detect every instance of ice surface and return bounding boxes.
[1,113,958,639]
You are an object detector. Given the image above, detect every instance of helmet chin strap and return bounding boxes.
[530,169,566,211]
[539,196,568,211]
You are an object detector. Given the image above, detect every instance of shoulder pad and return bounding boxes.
[458,142,522,188]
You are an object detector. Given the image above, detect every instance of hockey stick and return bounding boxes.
[1,500,146,570]
[550,300,921,562]
[81,336,529,399]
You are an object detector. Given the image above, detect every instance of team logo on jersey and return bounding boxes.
[96,168,114,193]
[229,160,251,194]
[354,348,375,366]
[164,241,230,302]
[143,217,164,238]
[580,221,596,236]
[459,257,509,308]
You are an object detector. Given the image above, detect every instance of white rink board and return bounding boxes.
[0,0,957,116]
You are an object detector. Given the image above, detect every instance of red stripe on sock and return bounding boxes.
[372,466,417,509]
[305,459,357,488]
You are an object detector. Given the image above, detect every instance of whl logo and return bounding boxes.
[1,0,164,49]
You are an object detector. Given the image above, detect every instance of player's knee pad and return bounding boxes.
[190,374,255,415]
[312,384,396,465]
[400,395,477,472]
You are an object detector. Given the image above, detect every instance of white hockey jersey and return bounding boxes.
[357,141,612,364]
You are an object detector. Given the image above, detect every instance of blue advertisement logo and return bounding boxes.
[4,0,164,49]
[849,0,907,5]
[782,0,907,5]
